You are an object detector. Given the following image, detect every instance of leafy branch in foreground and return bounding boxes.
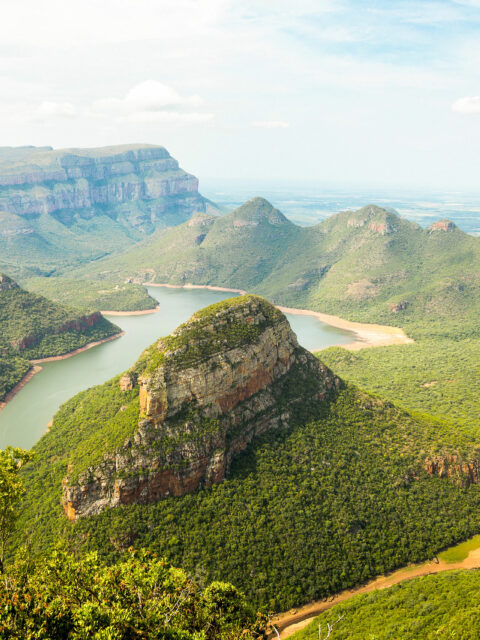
[0,547,267,639]
[0,447,33,573]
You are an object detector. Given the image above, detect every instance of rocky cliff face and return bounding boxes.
[62,295,340,520]
[0,144,214,233]
[424,455,480,487]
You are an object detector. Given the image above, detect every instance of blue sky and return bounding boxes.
[1,0,480,188]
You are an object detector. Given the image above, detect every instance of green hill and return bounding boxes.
[65,197,480,439]
[291,570,480,640]
[16,297,480,613]
[0,274,120,400]
[69,198,480,332]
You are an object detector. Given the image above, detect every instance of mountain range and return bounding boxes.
[68,197,480,331]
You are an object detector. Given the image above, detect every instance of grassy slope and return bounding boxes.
[24,277,157,312]
[0,276,119,400]
[291,570,480,640]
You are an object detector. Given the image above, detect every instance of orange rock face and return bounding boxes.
[424,455,480,486]
[62,297,340,520]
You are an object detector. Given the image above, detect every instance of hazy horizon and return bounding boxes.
[1,1,480,190]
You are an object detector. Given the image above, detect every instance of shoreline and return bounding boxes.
[145,282,247,295]
[31,331,125,364]
[0,332,125,413]
[272,544,480,638]
[275,305,414,351]
[101,306,160,316]
[146,283,412,350]
[0,365,43,412]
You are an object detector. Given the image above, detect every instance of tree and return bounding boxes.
[0,447,33,573]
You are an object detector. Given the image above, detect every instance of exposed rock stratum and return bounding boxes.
[62,295,340,520]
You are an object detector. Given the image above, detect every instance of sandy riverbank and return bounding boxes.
[271,546,480,638]
[0,365,43,412]
[31,331,125,364]
[101,306,160,316]
[146,283,412,350]
[275,305,414,351]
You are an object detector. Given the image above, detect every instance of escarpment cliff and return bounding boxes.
[0,144,218,277]
[62,295,340,520]
[0,144,210,223]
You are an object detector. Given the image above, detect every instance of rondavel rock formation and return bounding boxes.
[62,295,341,520]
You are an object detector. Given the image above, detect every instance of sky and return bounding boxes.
[1,0,480,189]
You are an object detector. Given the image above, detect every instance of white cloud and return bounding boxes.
[452,96,480,113]
[36,101,77,118]
[252,120,290,129]
[92,80,203,114]
[90,80,212,125]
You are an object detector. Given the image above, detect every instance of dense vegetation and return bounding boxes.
[321,335,480,439]
[0,275,119,400]
[18,384,480,611]
[70,199,480,327]
[0,548,265,639]
[291,570,480,640]
[24,277,157,312]
[0,354,30,401]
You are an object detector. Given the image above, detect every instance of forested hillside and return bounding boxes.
[291,570,480,640]
[0,274,119,400]
[15,298,480,612]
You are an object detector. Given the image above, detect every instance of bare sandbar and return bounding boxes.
[101,306,160,316]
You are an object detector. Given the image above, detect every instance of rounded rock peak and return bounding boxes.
[428,219,457,232]
[232,197,290,226]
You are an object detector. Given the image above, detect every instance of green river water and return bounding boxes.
[0,287,353,449]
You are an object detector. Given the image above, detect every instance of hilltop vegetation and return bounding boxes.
[291,570,480,640]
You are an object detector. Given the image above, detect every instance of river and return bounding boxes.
[0,286,354,450]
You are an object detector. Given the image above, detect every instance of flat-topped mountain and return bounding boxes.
[60,295,339,519]
[0,144,217,278]
[73,198,480,328]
